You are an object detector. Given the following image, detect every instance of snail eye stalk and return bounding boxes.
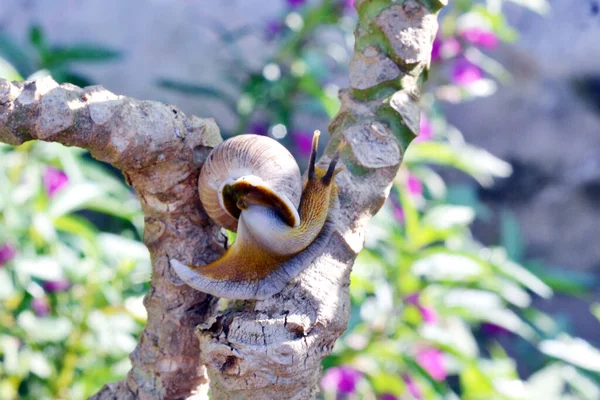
[307,130,320,180]
[322,140,345,185]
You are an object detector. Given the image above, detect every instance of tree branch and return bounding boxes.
[0,77,222,398]
[195,1,444,399]
[0,0,443,398]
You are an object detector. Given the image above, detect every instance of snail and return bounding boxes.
[170,130,344,300]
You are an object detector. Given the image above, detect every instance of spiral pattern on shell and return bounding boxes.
[198,134,303,232]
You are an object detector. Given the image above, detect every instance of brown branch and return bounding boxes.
[194,1,444,399]
[0,78,222,398]
[0,0,443,398]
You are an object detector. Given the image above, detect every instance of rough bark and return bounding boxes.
[0,0,444,398]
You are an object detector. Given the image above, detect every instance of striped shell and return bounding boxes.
[198,134,302,232]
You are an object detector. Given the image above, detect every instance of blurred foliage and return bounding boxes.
[1,0,599,399]
[0,25,120,86]
[0,27,146,400]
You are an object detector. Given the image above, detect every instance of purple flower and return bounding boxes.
[460,27,498,49]
[342,0,355,11]
[417,113,433,142]
[416,348,447,381]
[31,297,50,317]
[287,0,307,7]
[393,205,405,224]
[380,394,398,400]
[405,293,438,324]
[292,131,314,158]
[249,120,270,136]
[406,175,423,197]
[0,243,16,267]
[402,374,423,400]
[431,38,442,63]
[481,323,511,336]
[264,20,285,41]
[405,293,420,305]
[43,280,71,293]
[451,58,483,87]
[43,167,68,197]
[321,366,363,395]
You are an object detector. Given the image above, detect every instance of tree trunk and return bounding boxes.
[0,0,444,398]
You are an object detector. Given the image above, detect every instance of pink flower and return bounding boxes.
[403,374,423,400]
[321,366,363,394]
[292,131,314,158]
[460,27,498,49]
[0,243,16,267]
[431,37,461,63]
[43,280,71,293]
[416,348,447,381]
[405,293,438,324]
[451,58,483,86]
[31,297,50,317]
[419,306,438,324]
[380,394,398,400]
[406,175,423,197]
[417,113,433,142]
[43,167,68,197]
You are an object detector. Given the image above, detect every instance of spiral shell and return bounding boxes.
[198,134,302,232]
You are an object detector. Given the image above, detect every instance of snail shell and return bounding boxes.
[171,130,343,299]
[198,134,302,232]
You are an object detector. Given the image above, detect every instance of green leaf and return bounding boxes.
[526,264,596,295]
[157,79,238,112]
[53,214,99,243]
[460,363,496,398]
[48,183,105,217]
[0,336,20,373]
[0,57,23,81]
[0,269,15,300]
[422,205,475,230]
[412,253,485,282]
[369,371,405,396]
[0,31,34,75]
[17,311,72,343]
[28,26,46,52]
[489,252,552,299]
[45,45,120,66]
[14,257,64,281]
[539,335,600,373]
[500,209,524,261]
[419,317,479,358]
[505,0,551,14]
[563,365,600,400]
[28,351,53,378]
[97,233,150,262]
[404,141,512,186]
[525,364,566,399]
[592,303,600,322]
[51,70,94,87]
[84,197,140,222]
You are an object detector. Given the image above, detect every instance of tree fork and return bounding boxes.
[0,1,444,398]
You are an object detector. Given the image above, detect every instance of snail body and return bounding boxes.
[170,131,342,300]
